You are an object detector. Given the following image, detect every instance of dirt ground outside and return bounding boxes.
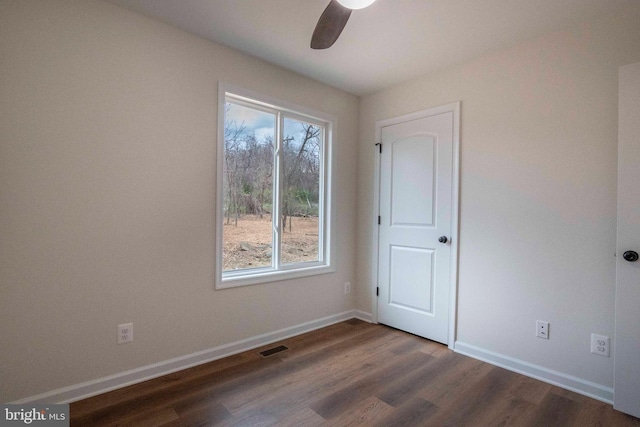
[223,215,319,271]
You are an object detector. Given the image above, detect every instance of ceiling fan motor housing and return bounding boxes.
[337,0,376,10]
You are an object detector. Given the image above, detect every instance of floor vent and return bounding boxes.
[259,345,289,357]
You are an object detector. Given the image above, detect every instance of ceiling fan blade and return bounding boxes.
[311,0,352,49]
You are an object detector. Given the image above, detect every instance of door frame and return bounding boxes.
[371,101,461,349]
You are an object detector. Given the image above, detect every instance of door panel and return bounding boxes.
[391,135,436,226]
[389,245,434,313]
[377,106,458,344]
[614,61,640,418]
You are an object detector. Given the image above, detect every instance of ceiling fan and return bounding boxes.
[310,0,377,49]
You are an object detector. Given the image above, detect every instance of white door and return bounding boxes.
[376,103,459,344]
[614,62,640,418]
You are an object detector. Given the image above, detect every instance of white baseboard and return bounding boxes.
[13,310,372,404]
[454,341,614,404]
[353,310,373,323]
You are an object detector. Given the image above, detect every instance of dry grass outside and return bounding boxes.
[223,215,319,271]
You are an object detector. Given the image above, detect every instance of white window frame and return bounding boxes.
[216,83,335,289]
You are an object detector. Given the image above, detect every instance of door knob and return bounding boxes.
[623,251,639,262]
[438,236,448,244]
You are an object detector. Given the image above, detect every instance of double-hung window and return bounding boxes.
[216,84,334,288]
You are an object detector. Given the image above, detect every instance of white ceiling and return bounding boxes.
[103,0,634,95]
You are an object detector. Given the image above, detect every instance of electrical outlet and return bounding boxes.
[344,281,351,295]
[118,323,133,344]
[591,334,610,357]
[536,320,549,339]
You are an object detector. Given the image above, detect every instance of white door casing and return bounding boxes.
[373,102,460,346]
[614,62,640,418]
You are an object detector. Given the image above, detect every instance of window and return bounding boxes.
[216,84,334,288]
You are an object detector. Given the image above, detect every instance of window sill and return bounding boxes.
[216,263,335,289]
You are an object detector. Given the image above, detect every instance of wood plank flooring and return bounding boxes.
[70,320,640,426]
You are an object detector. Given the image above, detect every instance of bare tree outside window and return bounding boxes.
[281,118,321,265]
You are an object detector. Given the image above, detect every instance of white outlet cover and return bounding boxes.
[536,320,549,339]
[590,333,610,357]
[118,323,133,344]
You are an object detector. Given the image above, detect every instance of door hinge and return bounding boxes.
[376,287,379,297]
[375,142,382,153]
[378,216,381,225]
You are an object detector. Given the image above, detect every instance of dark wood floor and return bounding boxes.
[70,320,640,426]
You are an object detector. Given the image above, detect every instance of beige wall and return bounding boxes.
[0,0,359,402]
[357,4,640,389]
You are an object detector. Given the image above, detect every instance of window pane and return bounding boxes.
[222,102,275,272]
[281,117,322,264]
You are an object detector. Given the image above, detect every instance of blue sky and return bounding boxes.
[225,102,275,142]
[226,102,318,149]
